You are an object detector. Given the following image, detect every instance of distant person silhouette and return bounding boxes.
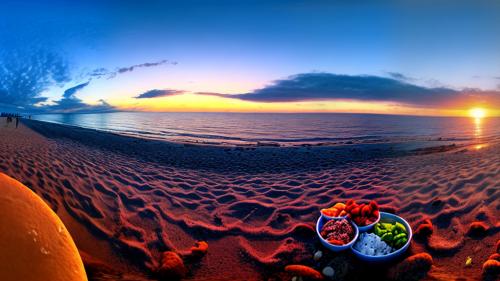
[15,117,19,128]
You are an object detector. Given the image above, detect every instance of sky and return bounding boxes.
[0,0,499,116]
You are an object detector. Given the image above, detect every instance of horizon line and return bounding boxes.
[28,110,500,118]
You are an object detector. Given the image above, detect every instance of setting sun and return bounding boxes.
[469,108,487,119]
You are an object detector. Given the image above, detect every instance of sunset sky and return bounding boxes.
[1,0,499,116]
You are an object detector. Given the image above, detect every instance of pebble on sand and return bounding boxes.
[313,250,323,261]
[414,219,433,237]
[322,266,334,278]
[389,253,433,281]
[467,221,489,236]
[157,251,187,280]
[285,265,324,280]
[482,259,500,276]
[190,241,209,256]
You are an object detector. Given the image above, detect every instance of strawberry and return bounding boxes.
[351,207,360,216]
[361,205,372,217]
[358,203,365,209]
[345,204,354,212]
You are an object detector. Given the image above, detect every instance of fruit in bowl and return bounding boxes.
[345,200,380,226]
[320,202,347,218]
[316,216,359,252]
[320,218,355,245]
[374,221,409,249]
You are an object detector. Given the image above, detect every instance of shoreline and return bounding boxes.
[22,119,486,173]
[1,118,498,280]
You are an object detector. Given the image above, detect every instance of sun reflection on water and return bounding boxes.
[473,117,482,138]
[474,144,486,150]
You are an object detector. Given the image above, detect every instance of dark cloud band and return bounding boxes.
[189,73,500,108]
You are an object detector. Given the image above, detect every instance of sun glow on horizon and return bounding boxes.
[109,93,457,116]
[469,108,487,119]
[97,92,500,117]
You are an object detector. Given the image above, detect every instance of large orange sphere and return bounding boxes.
[0,173,87,281]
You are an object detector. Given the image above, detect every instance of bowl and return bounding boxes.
[355,211,381,232]
[320,212,347,221]
[316,216,359,252]
[351,212,412,262]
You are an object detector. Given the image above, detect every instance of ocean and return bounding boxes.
[32,112,500,146]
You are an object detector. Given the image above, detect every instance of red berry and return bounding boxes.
[361,205,372,217]
[369,200,379,210]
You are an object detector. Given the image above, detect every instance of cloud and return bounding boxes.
[386,72,414,81]
[88,68,109,78]
[42,96,115,114]
[189,73,500,108]
[38,81,115,113]
[117,60,176,74]
[63,81,90,98]
[198,73,458,104]
[135,89,186,99]
[0,45,71,108]
[88,60,177,80]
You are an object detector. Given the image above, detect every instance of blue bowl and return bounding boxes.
[320,213,347,221]
[316,216,359,252]
[351,212,412,262]
[356,211,381,232]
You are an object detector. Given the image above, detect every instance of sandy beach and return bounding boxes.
[0,118,498,280]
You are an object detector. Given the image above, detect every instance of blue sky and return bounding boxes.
[0,0,499,115]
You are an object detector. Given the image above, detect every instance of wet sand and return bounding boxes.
[0,118,498,280]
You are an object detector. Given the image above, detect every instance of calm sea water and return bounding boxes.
[33,112,500,146]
